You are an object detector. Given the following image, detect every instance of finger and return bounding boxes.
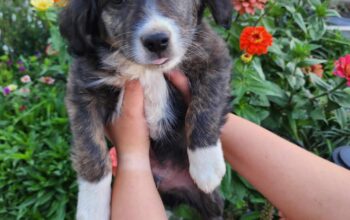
[121,80,144,116]
[167,70,191,104]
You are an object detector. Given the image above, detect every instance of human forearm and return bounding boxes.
[221,114,350,220]
[108,81,167,220]
[111,155,167,220]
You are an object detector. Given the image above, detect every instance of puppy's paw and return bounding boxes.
[76,173,112,220]
[188,140,226,193]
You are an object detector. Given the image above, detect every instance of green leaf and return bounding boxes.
[299,58,327,67]
[326,9,341,17]
[308,16,326,40]
[221,164,234,199]
[334,108,349,129]
[293,13,307,33]
[172,205,201,220]
[329,92,350,108]
[309,74,331,91]
[252,59,265,80]
[310,108,326,121]
[239,211,260,220]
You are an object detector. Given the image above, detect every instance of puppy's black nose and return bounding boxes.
[141,33,169,53]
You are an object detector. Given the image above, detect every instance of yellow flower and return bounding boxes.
[241,53,254,64]
[8,84,18,91]
[30,0,54,11]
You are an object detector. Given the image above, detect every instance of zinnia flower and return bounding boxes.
[2,84,18,96]
[30,0,54,11]
[45,44,59,56]
[21,75,32,83]
[241,53,254,63]
[240,26,273,55]
[334,54,350,86]
[232,0,268,15]
[39,76,55,85]
[19,88,31,95]
[303,64,324,78]
[19,105,27,112]
[17,61,26,72]
[2,87,11,96]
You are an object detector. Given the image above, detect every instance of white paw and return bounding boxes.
[76,173,112,220]
[187,140,226,193]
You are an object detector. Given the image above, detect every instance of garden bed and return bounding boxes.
[1,0,350,219]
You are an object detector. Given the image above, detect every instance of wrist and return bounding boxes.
[117,153,151,171]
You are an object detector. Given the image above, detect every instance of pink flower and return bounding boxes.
[334,55,350,86]
[39,76,55,85]
[19,88,31,94]
[21,75,32,83]
[232,0,268,15]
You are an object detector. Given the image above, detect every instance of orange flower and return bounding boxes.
[240,26,273,55]
[303,64,324,78]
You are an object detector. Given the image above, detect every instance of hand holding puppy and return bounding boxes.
[105,80,150,169]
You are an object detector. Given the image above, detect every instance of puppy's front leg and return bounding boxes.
[185,69,231,194]
[67,99,111,220]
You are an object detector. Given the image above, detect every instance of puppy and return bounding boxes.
[60,0,233,219]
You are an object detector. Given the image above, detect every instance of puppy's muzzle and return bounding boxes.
[141,32,170,54]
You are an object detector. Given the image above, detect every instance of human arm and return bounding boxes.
[168,71,350,220]
[221,114,350,220]
[105,81,167,220]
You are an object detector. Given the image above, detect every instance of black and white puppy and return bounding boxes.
[60,0,233,219]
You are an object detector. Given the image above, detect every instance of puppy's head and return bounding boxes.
[60,0,232,70]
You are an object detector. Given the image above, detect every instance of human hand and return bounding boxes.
[167,70,191,104]
[105,80,150,168]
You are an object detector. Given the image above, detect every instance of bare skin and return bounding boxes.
[107,72,350,220]
[106,81,167,220]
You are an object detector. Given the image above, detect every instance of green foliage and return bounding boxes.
[227,0,350,155]
[0,1,49,55]
[1,0,350,219]
[0,55,75,219]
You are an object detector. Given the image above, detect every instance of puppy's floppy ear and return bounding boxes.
[59,0,101,56]
[205,0,233,29]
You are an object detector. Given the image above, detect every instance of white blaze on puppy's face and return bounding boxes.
[133,5,185,70]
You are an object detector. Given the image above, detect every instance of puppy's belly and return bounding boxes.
[151,157,195,192]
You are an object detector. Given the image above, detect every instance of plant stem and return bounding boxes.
[310,80,347,100]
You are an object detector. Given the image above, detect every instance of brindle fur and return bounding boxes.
[60,0,232,219]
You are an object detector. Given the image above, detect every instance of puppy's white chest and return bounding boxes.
[140,70,172,139]
[117,70,173,139]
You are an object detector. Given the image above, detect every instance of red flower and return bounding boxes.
[334,54,350,86]
[240,26,273,55]
[232,0,268,15]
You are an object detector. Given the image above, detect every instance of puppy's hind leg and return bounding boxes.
[68,101,112,220]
